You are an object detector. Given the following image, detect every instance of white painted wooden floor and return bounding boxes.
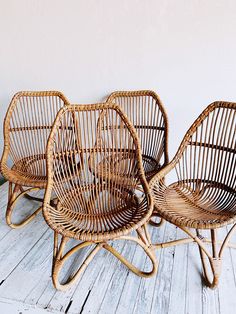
[0,182,236,314]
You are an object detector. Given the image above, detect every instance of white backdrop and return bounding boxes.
[0,0,236,160]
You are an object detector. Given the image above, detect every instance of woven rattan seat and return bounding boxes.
[153,183,235,229]
[150,101,236,289]
[43,103,157,291]
[0,91,69,228]
[44,185,150,241]
[9,155,47,186]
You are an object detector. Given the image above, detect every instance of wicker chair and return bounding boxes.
[149,101,236,289]
[107,90,169,180]
[107,90,169,226]
[43,103,156,291]
[0,91,70,228]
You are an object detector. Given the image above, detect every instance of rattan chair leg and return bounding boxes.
[52,225,157,291]
[198,245,221,289]
[19,186,44,203]
[152,224,236,289]
[197,225,236,289]
[52,234,102,291]
[179,227,220,289]
[104,225,157,278]
[196,229,221,289]
[6,182,43,228]
[153,237,194,248]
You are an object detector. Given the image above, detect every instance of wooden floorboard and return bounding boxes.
[0,182,235,314]
[150,223,177,314]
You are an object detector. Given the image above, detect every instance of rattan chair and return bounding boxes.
[107,90,169,226]
[107,90,169,180]
[43,103,157,291]
[149,101,236,289]
[0,91,70,228]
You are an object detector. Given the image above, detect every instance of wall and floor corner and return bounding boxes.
[0,0,236,168]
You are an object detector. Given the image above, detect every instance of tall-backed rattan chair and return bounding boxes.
[150,101,236,289]
[107,90,169,181]
[0,91,70,228]
[107,90,169,226]
[43,103,156,291]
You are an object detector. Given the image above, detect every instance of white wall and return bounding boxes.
[1,0,236,159]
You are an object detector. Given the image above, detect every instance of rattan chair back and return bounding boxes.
[170,101,235,211]
[1,91,69,184]
[107,90,169,180]
[44,103,151,239]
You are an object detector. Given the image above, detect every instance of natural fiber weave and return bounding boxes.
[43,103,156,290]
[107,90,169,181]
[0,91,70,227]
[150,101,236,288]
[150,101,235,229]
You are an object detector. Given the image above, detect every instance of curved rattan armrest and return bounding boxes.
[149,157,178,189]
[142,188,154,222]
[139,170,154,210]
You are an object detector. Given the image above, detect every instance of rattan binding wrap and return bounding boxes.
[43,103,157,290]
[150,101,236,288]
[0,91,70,228]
